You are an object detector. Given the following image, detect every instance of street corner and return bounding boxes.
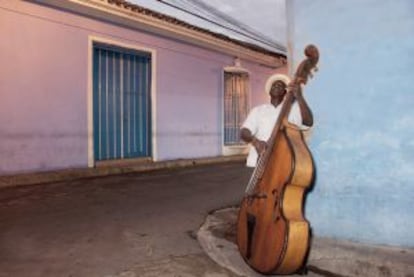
[196,208,336,277]
[196,207,312,277]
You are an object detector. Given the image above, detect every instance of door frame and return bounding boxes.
[87,36,157,167]
[221,64,250,156]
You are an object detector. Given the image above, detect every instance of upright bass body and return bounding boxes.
[237,45,319,275]
[237,123,314,274]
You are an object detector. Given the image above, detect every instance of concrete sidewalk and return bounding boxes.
[197,207,414,277]
[0,161,413,277]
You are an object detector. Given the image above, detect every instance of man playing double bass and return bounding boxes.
[237,45,319,275]
[240,73,313,167]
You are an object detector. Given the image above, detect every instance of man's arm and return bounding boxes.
[240,128,267,154]
[292,86,313,127]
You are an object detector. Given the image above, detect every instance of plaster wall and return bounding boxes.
[287,0,414,246]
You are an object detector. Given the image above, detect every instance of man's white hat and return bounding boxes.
[265,74,291,95]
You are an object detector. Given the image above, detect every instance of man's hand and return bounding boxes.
[240,128,268,155]
[252,138,267,155]
[289,83,303,100]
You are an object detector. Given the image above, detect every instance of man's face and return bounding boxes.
[269,80,286,98]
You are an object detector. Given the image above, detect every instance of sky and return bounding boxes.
[204,0,287,44]
[128,0,287,52]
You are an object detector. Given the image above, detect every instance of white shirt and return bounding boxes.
[241,102,306,167]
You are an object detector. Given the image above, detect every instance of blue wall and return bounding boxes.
[287,0,414,247]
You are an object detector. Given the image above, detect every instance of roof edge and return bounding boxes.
[32,0,286,68]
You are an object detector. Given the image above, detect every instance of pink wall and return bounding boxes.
[0,1,286,174]
[0,1,89,173]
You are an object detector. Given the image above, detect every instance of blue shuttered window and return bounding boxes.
[93,43,151,161]
[224,72,249,145]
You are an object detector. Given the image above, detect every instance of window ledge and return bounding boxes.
[223,145,249,156]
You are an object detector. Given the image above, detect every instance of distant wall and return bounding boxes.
[0,1,284,174]
[287,0,414,246]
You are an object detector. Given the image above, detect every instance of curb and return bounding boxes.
[0,155,245,189]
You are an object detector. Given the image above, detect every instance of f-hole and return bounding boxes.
[246,213,256,259]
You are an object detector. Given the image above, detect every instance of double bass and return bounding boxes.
[236,45,319,275]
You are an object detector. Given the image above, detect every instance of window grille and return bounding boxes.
[224,72,249,145]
